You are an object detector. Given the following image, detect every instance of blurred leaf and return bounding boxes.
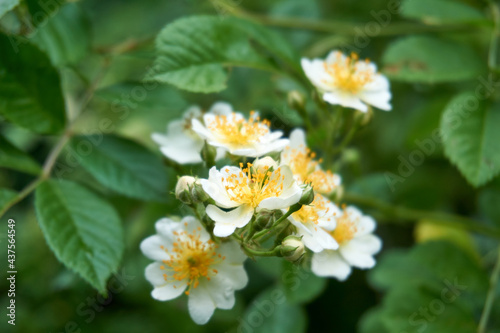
[361,241,489,333]
[382,36,484,83]
[440,93,500,187]
[0,34,65,134]
[358,308,390,333]
[241,287,307,333]
[478,186,500,227]
[35,179,124,294]
[0,0,18,19]
[149,15,299,93]
[0,187,16,213]
[400,0,487,25]
[25,0,67,27]
[31,3,90,66]
[69,134,169,201]
[0,134,41,174]
[280,261,326,305]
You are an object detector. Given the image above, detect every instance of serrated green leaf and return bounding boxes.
[382,36,484,83]
[400,0,487,25]
[31,3,90,66]
[0,187,17,214]
[35,179,124,293]
[241,287,307,333]
[440,93,500,187]
[0,0,19,19]
[0,33,66,134]
[149,15,299,93]
[280,261,326,305]
[0,135,41,174]
[69,135,168,201]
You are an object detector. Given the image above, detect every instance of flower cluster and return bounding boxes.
[141,50,387,324]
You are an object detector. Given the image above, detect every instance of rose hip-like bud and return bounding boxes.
[201,141,217,168]
[175,176,196,204]
[280,235,305,263]
[299,185,315,206]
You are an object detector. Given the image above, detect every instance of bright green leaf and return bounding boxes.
[400,0,487,25]
[440,93,500,187]
[0,135,41,175]
[149,15,299,93]
[31,3,90,66]
[280,261,326,305]
[69,135,169,201]
[382,36,484,83]
[241,287,307,333]
[0,0,19,19]
[0,187,17,214]
[0,34,66,134]
[35,179,124,293]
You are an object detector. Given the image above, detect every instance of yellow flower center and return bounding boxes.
[222,163,284,208]
[159,223,224,295]
[330,210,358,244]
[207,112,270,145]
[292,195,332,227]
[323,52,375,94]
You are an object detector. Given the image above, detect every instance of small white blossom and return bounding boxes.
[200,158,302,237]
[301,50,392,112]
[311,206,382,281]
[152,102,231,164]
[191,111,289,158]
[140,216,248,325]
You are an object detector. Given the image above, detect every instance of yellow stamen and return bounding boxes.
[330,210,358,244]
[207,112,270,145]
[292,195,331,225]
[322,52,375,94]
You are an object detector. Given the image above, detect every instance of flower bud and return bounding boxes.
[280,235,305,263]
[175,176,196,204]
[252,156,278,174]
[287,90,306,111]
[299,185,315,206]
[201,140,217,168]
[191,181,210,203]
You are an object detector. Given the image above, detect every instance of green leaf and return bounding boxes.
[382,36,484,83]
[149,15,299,93]
[31,3,90,66]
[69,135,169,201]
[25,0,67,28]
[361,241,489,333]
[400,0,487,25]
[35,179,124,293]
[440,93,500,187]
[0,34,66,134]
[0,187,17,214]
[478,187,500,227]
[280,261,326,305]
[241,287,307,333]
[0,135,41,174]
[0,0,19,19]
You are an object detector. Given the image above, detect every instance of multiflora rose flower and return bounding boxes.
[140,216,248,325]
[191,110,289,158]
[281,128,341,196]
[310,206,382,281]
[151,102,232,164]
[200,157,302,237]
[301,50,392,112]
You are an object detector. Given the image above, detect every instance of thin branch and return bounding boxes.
[478,246,500,333]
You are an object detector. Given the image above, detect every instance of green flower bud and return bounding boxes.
[191,181,210,203]
[201,140,217,168]
[287,90,306,111]
[280,235,305,263]
[299,185,315,206]
[175,176,196,204]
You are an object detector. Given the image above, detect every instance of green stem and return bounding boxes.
[488,0,500,72]
[252,203,302,240]
[331,112,362,157]
[478,246,500,333]
[343,193,500,239]
[242,245,282,257]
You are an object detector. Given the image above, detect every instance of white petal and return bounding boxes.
[301,58,333,91]
[363,74,390,91]
[323,92,368,112]
[152,131,203,165]
[200,168,237,209]
[359,90,392,111]
[258,185,301,210]
[311,250,352,281]
[208,101,233,116]
[207,205,254,237]
[289,128,307,150]
[188,285,216,325]
[140,235,170,262]
[217,242,248,290]
[199,274,236,310]
[300,223,338,253]
[191,118,213,140]
[145,263,187,300]
[340,234,382,269]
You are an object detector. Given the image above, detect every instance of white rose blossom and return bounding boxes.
[140,216,248,325]
[151,102,232,164]
[281,128,341,195]
[301,50,392,112]
[191,110,289,158]
[311,206,382,281]
[200,157,302,237]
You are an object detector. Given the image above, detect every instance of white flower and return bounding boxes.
[289,194,340,253]
[191,111,289,158]
[301,50,392,112]
[281,129,341,195]
[200,158,302,237]
[140,216,248,325]
[311,206,382,281]
[152,102,232,164]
